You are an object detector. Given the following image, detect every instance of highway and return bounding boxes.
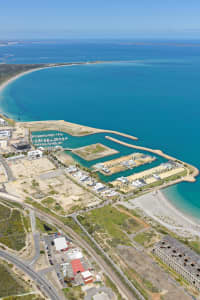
[0,154,15,181]
[28,210,41,266]
[0,249,60,300]
[0,191,140,300]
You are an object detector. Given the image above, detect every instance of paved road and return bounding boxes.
[0,249,60,300]
[28,210,41,266]
[0,154,15,181]
[0,191,139,300]
[29,209,36,232]
[29,232,40,266]
[73,216,145,300]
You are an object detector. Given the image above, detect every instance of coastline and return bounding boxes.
[121,189,200,238]
[0,67,46,94]
[0,60,113,95]
[0,61,200,235]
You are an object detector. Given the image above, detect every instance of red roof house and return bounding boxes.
[71,259,85,275]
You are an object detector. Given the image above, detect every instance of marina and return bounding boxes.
[31,132,68,147]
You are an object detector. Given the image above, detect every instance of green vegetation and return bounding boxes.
[41,197,64,214]
[134,230,157,248]
[0,64,44,85]
[153,222,200,255]
[0,199,23,209]
[78,205,141,247]
[153,255,189,288]
[104,274,124,300]
[73,143,117,161]
[123,267,149,300]
[3,295,44,300]
[22,214,31,232]
[36,217,57,233]
[142,278,159,293]
[0,203,11,220]
[41,197,55,206]
[31,179,39,188]
[0,262,26,297]
[132,169,188,196]
[0,209,26,251]
[91,143,105,153]
[63,286,84,300]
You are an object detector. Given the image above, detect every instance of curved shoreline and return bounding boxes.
[126,190,200,238]
[0,61,105,94]
[0,61,200,233]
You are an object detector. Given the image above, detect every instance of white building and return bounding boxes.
[93,183,106,192]
[80,175,89,182]
[0,130,10,139]
[54,237,68,251]
[0,118,6,126]
[131,179,146,187]
[66,249,83,261]
[66,165,78,173]
[0,140,7,149]
[27,149,43,159]
[117,177,129,184]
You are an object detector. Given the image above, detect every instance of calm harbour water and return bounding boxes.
[0,40,200,219]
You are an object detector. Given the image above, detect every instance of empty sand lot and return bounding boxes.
[117,245,193,300]
[6,167,100,212]
[8,157,55,179]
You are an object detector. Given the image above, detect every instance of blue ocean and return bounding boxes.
[0,40,200,219]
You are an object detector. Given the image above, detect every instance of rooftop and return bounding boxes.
[71,259,85,275]
[54,237,68,251]
[154,235,200,279]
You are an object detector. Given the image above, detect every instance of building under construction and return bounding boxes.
[153,235,200,291]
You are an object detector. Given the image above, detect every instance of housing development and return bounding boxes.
[0,113,199,300]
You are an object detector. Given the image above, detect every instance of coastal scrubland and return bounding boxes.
[0,205,26,251]
[0,64,44,85]
[0,260,27,298]
[77,203,200,299]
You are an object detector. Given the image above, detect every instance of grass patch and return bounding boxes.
[0,210,26,251]
[78,206,135,247]
[73,143,117,161]
[22,214,31,232]
[3,295,44,300]
[40,197,64,214]
[0,203,11,220]
[62,286,84,300]
[0,262,26,297]
[41,197,55,206]
[134,230,156,248]
[36,217,57,233]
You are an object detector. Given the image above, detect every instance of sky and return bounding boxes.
[1,0,200,39]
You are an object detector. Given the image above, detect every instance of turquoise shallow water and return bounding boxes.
[31,130,165,182]
[0,41,200,220]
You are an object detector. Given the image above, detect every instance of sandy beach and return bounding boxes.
[120,190,200,238]
[0,67,46,94]
[0,60,116,96]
